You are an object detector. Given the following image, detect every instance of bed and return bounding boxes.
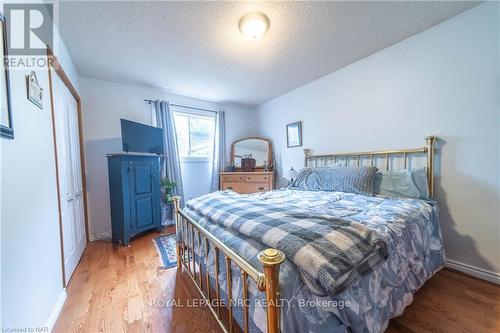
[173,136,444,333]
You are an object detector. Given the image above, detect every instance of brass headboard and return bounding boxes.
[303,136,437,197]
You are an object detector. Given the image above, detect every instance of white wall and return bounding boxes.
[0,28,80,332]
[181,160,213,200]
[80,76,256,239]
[256,3,500,278]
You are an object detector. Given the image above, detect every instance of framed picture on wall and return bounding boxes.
[286,121,302,148]
[26,71,43,109]
[0,12,14,139]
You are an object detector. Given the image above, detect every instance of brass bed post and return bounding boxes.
[425,136,436,197]
[214,247,222,319]
[304,149,310,167]
[225,256,234,333]
[258,249,285,333]
[173,196,182,269]
[191,226,196,279]
[204,237,211,300]
[242,271,249,333]
[198,231,203,284]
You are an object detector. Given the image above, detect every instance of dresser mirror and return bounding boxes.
[230,137,273,171]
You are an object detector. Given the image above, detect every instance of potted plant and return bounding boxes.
[160,177,176,225]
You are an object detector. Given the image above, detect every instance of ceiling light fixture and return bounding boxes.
[239,12,269,40]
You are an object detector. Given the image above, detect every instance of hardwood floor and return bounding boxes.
[54,230,500,333]
[53,228,221,333]
[388,268,500,333]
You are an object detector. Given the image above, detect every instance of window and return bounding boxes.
[173,111,215,160]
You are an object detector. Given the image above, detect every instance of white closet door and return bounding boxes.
[51,68,86,284]
[67,94,86,259]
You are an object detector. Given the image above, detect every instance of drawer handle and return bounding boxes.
[258,187,264,190]
[227,186,233,190]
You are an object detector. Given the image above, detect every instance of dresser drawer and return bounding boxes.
[244,174,270,183]
[221,174,245,182]
[221,182,270,194]
[219,172,274,194]
[248,183,270,192]
[221,182,247,193]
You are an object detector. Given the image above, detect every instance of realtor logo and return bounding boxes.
[4,3,53,55]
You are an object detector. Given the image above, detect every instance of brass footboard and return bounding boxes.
[173,197,285,333]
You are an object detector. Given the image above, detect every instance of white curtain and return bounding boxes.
[152,100,185,209]
[211,110,226,191]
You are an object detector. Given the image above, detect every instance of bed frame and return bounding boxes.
[173,136,437,333]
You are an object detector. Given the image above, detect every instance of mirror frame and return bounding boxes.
[0,12,14,139]
[230,136,273,171]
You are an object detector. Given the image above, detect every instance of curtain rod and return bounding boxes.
[144,99,218,114]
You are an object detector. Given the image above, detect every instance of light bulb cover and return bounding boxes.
[239,12,270,39]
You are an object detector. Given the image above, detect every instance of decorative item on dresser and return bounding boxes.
[221,136,275,193]
[241,156,256,172]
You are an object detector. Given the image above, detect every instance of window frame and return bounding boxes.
[172,108,216,163]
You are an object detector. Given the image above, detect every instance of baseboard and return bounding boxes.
[89,226,173,242]
[445,259,500,285]
[89,232,112,241]
[46,288,67,332]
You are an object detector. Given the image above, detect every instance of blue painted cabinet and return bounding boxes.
[107,154,162,246]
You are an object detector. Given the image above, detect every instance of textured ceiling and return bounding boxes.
[58,1,479,107]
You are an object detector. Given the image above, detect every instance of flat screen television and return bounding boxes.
[120,119,164,155]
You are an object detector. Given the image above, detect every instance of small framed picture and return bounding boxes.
[26,71,43,109]
[286,121,302,148]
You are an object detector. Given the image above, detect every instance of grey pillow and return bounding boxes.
[290,166,379,196]
[374,167,429,199]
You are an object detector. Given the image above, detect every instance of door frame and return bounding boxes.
[47,48,89,287]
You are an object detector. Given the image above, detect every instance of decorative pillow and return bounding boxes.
[374,167,429,199]
[290,166,379,196]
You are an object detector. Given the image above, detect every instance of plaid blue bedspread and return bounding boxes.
[186,190,388,296]
[182,189,445,333]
